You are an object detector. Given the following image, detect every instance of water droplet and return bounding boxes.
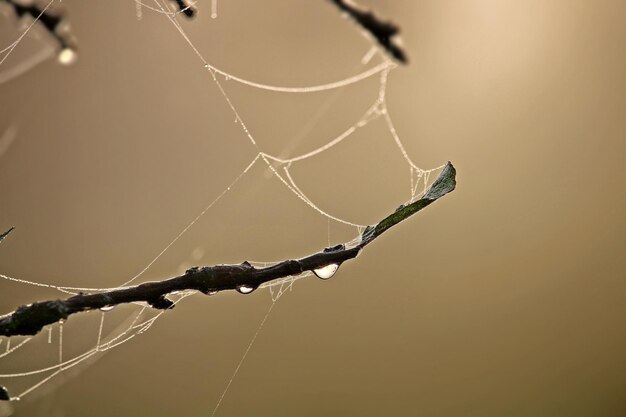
[208,290,218,296]
[313,263,340,280]
[191,247,204,260]
[57,47,77,66]
[100,305,115,312]
[236,285,256,294]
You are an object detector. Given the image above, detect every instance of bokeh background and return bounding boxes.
[1,1,625,416]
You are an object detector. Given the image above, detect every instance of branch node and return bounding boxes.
[0,300,69,336]
[185,266,200,275]
[286,259,304,275]
[148,296,175,310]
[361,225,375,243]
[324,244,345,253]
[240,261,255,269]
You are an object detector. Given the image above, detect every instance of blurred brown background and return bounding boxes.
[1,1,625,416]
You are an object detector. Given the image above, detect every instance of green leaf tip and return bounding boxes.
[372,161,456,238]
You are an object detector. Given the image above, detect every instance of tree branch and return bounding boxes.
[0,162,455,337]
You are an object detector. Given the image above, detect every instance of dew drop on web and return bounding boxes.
[57,47,78,66]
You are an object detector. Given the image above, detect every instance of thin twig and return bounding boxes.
[0,227,14,244]
[171,0,196,18]
[2,0,72,50]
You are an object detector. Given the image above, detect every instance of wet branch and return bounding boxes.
[0,162,456,338]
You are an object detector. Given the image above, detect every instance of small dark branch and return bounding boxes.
[0,227,14,244]
[0,162,456,337]
[148,295,175,310]
[171,0,196,18]
[2,0,75,53]
[329,0,408,64]
[0,384,9,401]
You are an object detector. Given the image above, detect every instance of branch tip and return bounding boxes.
[0,384,10,401]
[0,227,15,243]
[148,296,175,310]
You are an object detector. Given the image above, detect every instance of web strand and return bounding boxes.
[210,301,275,417]
[0,0,446,404]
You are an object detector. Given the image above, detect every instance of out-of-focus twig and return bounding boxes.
[329,0,408,63]
[171,0,195,18]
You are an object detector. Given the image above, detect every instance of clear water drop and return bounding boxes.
[100,305,115,312]
[236,285,256,294]
[208,290,218,296]
[313,263,340,280]
[57,47,77,66]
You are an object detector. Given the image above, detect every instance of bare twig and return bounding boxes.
[329,0,408,63]
[2,0,73,50]
[171,0,196,18]
[0,227,14,244]
[0,162,456,338]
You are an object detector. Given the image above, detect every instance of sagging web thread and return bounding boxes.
[0,0,443,409]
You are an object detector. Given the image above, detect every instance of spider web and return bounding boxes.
[0,0,444,413]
